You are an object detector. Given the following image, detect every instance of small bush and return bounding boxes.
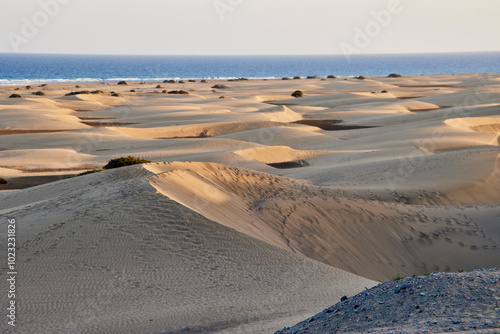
[164,80,177,83]
[327,75,336,79]
[103,156,152,169]
[168,90,189,94]
[130,89,136,92]
[178,80,186,84]
[188,80,196,82]
[9,94,21,98]
[32,91,45,96]
[219,96,225,99]
[14,88,20,91]
[0,177,7,184]
[387,73,402,78]
[65,90,105,96]
[111,92,121,97]
[162,90,167,94]
[40,84,48,87]
[291,90,303,98]
[212,84,229,89]
[156,85,162,88]
[75,85,81,88]
[117,81,128,85]
[201,79,209,83]
[306,75,318,79]
[392,274,405,281]
[282,77,292,80]
[381,90,388,93]
[26,85,32,90]
[355,76,366,80]
[293,76,302,79]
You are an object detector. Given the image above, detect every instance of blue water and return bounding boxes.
[0,52,499,86]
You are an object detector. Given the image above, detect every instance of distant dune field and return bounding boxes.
[1,74,499,333]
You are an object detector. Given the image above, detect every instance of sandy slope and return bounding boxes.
[1,74,500,333]
[0,166,375,334]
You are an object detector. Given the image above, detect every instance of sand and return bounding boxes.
[1,74,499,333]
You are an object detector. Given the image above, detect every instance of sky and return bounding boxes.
[0,0,499,55]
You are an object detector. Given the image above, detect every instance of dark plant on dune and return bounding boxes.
[178,80,186,84]
[188,80,196,82]
[111,92,121,97]
[201,79,209,83]
[327,75,336,79]
[164,80,177,83]
[168,90,189,94]
[282,77,292,80]
[9,94,21,98]
[0,177,7,184]
[212,84,229,89]
[130,89,136,92]
[381,90,388,93]
[103,156,152,170]
[291,90,304,98]
[306,75,318,79]
[355,76,366,80]
[26,85,32,90]
[293,76,302,79]
[387,73,402,78]
[65,90,103,96]
[156,85,162,88]
[32,91,46,96]
[117,81,128,85]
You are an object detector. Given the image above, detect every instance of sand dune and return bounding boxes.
[1,74,499,333]
[0,166,375,333]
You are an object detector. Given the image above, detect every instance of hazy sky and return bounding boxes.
[1,0,499,55]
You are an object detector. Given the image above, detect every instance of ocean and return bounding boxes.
[0,52,499,86]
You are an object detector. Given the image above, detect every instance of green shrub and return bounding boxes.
[103,156,152,169]
[291,90,303,98]
[212,84,229,89]
[293,76,302,79]
[111,92,121,97]
[40,84,48,87]
[219,96,225,99]
[156,85,162,88]
[327,75,336,79]
[26,85,32,90]
[201,79,209,83]
[306,75,318,79]
[381,90,388,93]
[117,81,128,85]
[392,274,405,281]
[168,90,189,94]
[9,94,21,98]
[178,80,186,84]
[355,76,366,80]
[282,77,292,80]
[387,73,402,78]
[32,91,45,96]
